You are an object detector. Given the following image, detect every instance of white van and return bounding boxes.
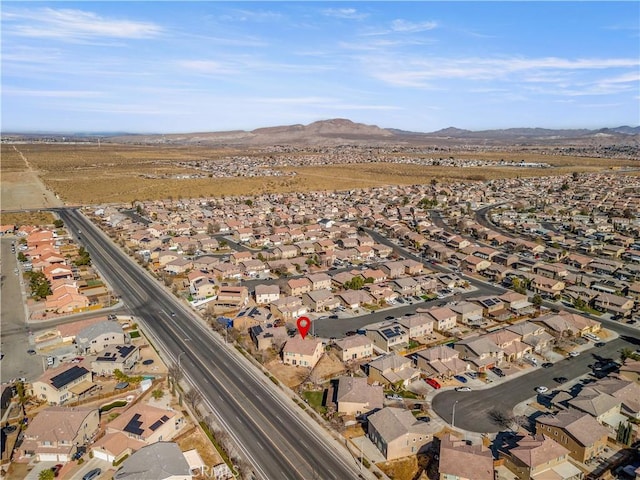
[47,356,55,366]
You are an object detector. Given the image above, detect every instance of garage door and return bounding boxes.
[38,454,60,462]
[93,450,114,463]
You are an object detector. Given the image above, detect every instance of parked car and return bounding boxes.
[27,349,36,355]
[82,468,101,480]
[455,386,472,392]
[541,362,553,369]
[453,375,467,384]
[594,342,606,347]
[568,351,580,357]
[386,394,402,401]
[554,377,568,384]
[51,464,63,477]
[490,367,505,377]
[465,371,478,379]
[425,378,441,389]
[535,386,549,394]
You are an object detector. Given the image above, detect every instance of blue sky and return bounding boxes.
[2,1,639,133]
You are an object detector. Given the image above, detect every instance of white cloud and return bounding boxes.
[322,8,369,20]
[3,88,101,98]
[390,19,438,33]
[3,7,162,41]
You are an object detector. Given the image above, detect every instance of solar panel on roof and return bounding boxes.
[116,345,136,357]
[484,299,496,306]
[123,413,144,436]
[160,415,169,421]
[50,366,89,389]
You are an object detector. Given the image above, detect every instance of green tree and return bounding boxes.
[28,271,51,299]
[572,297,587,310]
[53,219,64,228]
[532,294,543,307]
[344,276,364,290]
[17,252,27,262]
[151,389,164,400]
[74,246,91,266]
[38,469,55,480]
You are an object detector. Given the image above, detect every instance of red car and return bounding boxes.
[425,378,441,389]
[51,464,63,477]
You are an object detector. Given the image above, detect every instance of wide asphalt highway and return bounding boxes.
[55,208,368,480]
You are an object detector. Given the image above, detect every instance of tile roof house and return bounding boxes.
[365,322,409,353]
[107,403,181,444]
[367,353,420,387]
[32,364,95,405]
[437,432,494,480]
[500,433,581,480]
[334,335,373,362]
[368,407,434,460]
[254,284,280,305]
[17,406,99,462]
[114,441,192,480]
[415,345,470,378]
[91,344,140,376]
[425,306,458,331]
[76,321,126,354]
[302,289,340,312]
[335,376,383,416]
[533,312,601,338]
[454,335,504,372]
[396,314,434,339]
[535,409,609,463]
[282,337,324,368]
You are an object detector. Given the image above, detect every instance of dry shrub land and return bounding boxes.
[8,143,638,204]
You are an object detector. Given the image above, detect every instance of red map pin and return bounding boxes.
[296,316,311,339]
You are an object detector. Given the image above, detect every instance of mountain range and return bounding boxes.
[7,119,639,146]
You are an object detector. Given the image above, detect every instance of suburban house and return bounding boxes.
[282,337,324,368]
[44,281,90,314]
[566,386,622,426]
[365,322,409,353]
[32,365,95,405]
[415,345,470,378]
[337,290,374,309]
[270,296,307,321]
[437,432,494,480]
[92,431,147,464]
[306,273,332,291]
[368,407,435,460]
[114,441,192,480]
[334,335,373,362]
[500,433,582,480]
[285,277,313,296]
[592,293,635,318]
[302,289,340,312]
[249,325,289,351]
[91,345,140,376]
[76,321,126,354]
[484,329,531,362]
[335,376,383,416]
[254,284,280,305]
[425,306,458,331]
[106,403,182,444]
[396,314,434,339]
[216,286,249,307]
[533,312,601,338]
[17,406,99,462]
[367,353,420,387]
[506,321,554,353]
[449,301,484,326]
[535,409,609,463]
[454,336,504,372]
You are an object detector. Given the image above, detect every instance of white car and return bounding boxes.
[568,351,580,357]
[455,386,472,392]
[535,386,549,394]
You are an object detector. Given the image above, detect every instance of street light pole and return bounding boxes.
[452,400,459,428]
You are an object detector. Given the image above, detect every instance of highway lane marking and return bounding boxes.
[69,209,361,480]
[140,310,308,480]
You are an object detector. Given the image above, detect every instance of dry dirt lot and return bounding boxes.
[4,143,637,206]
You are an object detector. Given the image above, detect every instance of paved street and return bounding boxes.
[56,208,372,480]
[431,329,639,433]
[0,238,44,383]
